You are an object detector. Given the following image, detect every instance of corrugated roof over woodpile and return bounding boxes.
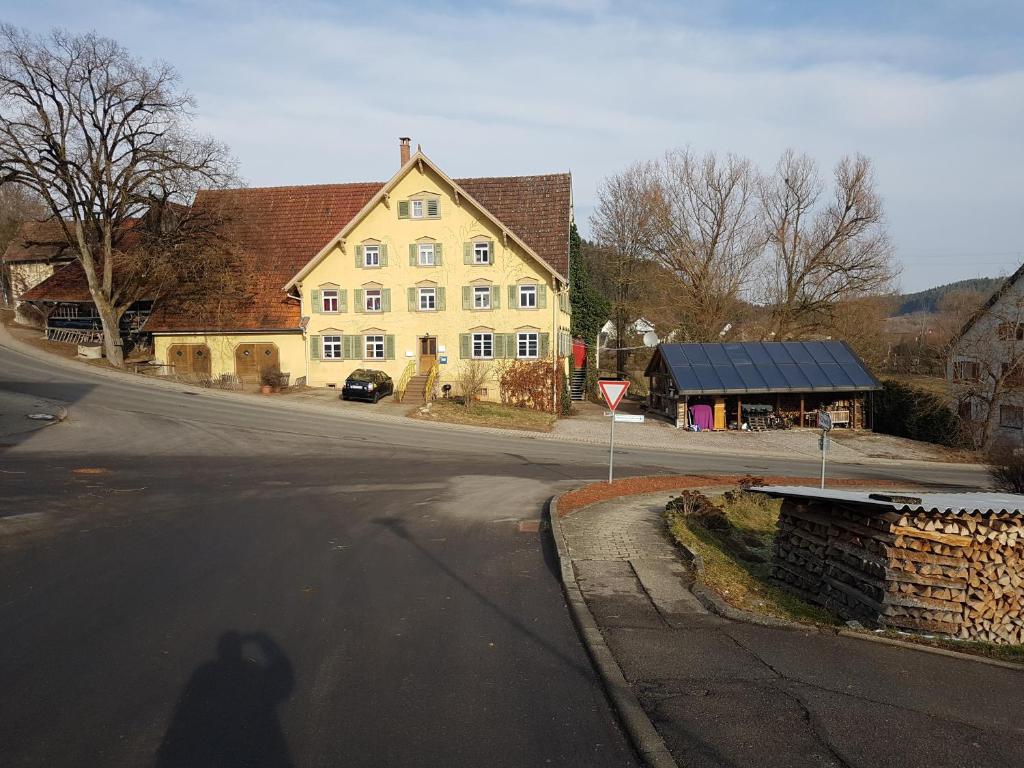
[645,341,882,395]
[752,486,1024,516]
[2,220,74,263]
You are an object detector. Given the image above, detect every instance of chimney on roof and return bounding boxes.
[399,137,411,167]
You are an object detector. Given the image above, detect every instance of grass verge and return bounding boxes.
[664,490,838,626]
[409,399,556,432]
[663,486,1024,663]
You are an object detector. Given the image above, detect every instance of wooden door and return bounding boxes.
[168,344,211,378]
[418,337,437,374]
[235,342,280,385]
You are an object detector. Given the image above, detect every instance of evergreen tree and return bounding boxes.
[568,222,610,350]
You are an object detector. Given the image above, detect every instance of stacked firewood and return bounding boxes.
[770,499,1024,644]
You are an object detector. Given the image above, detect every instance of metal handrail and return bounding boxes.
[394,360,416,403]
[424,362,440,403]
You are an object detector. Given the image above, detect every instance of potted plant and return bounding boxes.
[259,370,279,395]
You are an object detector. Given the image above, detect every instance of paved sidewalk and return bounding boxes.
[557,492,1024,768]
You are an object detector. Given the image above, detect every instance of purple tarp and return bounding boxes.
[689,404,713,431]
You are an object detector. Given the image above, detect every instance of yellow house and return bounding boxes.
[147,140,573,403]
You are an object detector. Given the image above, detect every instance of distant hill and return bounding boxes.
[894,277,1002,316]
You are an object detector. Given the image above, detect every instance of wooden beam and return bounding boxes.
[799,394,805,427]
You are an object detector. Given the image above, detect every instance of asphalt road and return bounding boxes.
[0,338,990,767]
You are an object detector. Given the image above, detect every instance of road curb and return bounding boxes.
[547,495,679,768]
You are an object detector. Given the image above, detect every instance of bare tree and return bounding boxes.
[650,149,762,341]
[590,162,660,376]
[760,150,897,338]
[0,26,237,365]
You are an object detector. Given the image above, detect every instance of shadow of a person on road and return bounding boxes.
[156,631,294,768]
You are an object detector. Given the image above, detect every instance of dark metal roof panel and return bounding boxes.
[655,341,881,396]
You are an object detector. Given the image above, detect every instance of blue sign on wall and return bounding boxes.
[439,356,448,364]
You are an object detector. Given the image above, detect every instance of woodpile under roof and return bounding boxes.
[754,487,1024,645]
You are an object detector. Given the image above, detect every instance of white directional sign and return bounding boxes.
[614,414,644,423]
[598,380,630,412]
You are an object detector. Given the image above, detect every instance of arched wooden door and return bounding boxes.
[168,344,212,378]
[234,342,280,385]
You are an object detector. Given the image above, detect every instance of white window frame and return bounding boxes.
[365,289,382,312]
[364,245,380,267]
[472,332,493,359]
[473,241,491,264]
[518,284,537,309]
[418,243,435,266]
[410,200,424,219]
[517,331,539,359]
[418,287,436,311]
[473,286,491,309]
[321,289,339,313]
[323,335,342,359]
[365,335,385,360]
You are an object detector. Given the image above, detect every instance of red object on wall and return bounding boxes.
[572,338,587,369]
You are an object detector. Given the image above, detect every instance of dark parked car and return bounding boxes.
[341,369,394,403]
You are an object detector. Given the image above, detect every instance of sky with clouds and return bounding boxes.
[5,0,1023,291]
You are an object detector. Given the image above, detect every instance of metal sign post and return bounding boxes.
[817,410,833,489]
[598,380,630,484]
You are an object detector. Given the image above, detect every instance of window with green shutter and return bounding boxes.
[462,286,472,310]
[355,245,364,268]
[539,332,550,358]
[434,243,443,265]
[407,287,417,311]
[381,288,391,312]
[464,243,473,265]
[398,200,410,219]
[379,245,389,267]
[460,334,471,359]
[309,335,321,359]
[436,287,446,311]
[409,244,417,266]
[338,289,348,313]
[491,285,500,309]
[354,288,364,313]
[537,285,548,309]
[426,199,439,218]
[508,285,516,307]
[385,335,396,360]
[311,289,322,313]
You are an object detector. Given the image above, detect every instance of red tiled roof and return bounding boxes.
[146,183,384,331]
[456,174,571,277]
[2,220,74,263]
[20,170,572,332]
[20,260,93,301]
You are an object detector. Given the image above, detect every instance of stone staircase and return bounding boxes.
[402,374,430,403]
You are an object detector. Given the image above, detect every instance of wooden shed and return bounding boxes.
[645,341,881,431]
[754,486,1024,645]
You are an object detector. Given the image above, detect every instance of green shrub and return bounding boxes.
[873,380,965,447]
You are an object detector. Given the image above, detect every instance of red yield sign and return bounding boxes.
[598,380,630,412]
